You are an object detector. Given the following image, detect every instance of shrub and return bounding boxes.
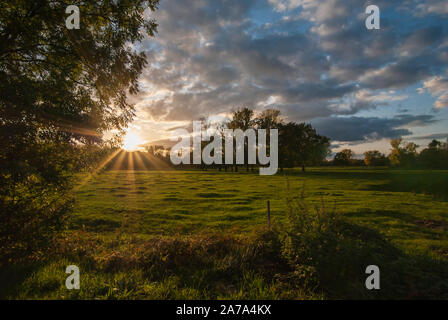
[271,189,448,299]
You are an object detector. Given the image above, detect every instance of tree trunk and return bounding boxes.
[302,164,305,172]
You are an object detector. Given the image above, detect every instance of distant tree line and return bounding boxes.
[142,113,448,171]
[331,138,448,169]
[145,107,331,172]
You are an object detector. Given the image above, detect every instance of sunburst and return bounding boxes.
[123,131,143,151]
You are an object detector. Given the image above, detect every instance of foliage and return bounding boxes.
[387,138,448,169]
[228,107,255,131]
[276,191,448,298]
[333,149,354,166]
[389,138,419,167]
[183,107,330,172]
[254,109,283,130]
[278,122,330,171]
[417,139,448,169]
[0,0,159,263]
[363,150,388,166]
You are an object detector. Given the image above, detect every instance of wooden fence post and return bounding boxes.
[267,200,271,229]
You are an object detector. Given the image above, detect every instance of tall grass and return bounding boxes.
[1,188,448,299]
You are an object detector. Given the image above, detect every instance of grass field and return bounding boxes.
[2,167,448,299]
[71,168,448,252]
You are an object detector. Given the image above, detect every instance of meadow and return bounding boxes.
[2,167,448,299]
[70,168,448,248]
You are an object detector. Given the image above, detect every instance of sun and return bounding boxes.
[122,131,143,151]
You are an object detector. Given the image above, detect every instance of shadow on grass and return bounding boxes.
[367,171,448,200]
[345,209,447,240]
[1,221,447,299]
[0,262,46,299]
[277,168,448,201]
[278,167,390,180]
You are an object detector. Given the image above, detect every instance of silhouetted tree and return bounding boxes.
[333,149,354,166]
[255,109,283,130]
[0,0,159,263]
[278,122,330,172]
[418,139,448,169]
[364,150,388,166]
[146,145,168,157]
[254,109,283,172]
[228,107,255,172]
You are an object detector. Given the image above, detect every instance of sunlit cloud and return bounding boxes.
[122,0,448,152]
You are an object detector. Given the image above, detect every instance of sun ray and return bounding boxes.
[74,148,122,191]
[110,149,127,170]
[128,151,135,171]
[120,151,143,235]
[133,151,148,170]
[141,152,173,171]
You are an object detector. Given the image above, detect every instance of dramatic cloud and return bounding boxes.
[312,114,437,142]
[129,0,448,147]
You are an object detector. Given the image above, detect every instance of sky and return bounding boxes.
[124,0,448,156]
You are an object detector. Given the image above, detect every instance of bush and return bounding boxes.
[0,145,117,266]
[271,189,448,299]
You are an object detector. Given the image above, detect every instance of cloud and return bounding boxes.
[359,58,433,90]
[312,114,437,142]
[125,0,448,146]
[356,89,408,102]
[418,75,448,109]
[398,26,444,57]
[414,0,448,16]
[411,133,448,140]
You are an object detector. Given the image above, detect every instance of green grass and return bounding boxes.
[72,168,448,254]
[2,167,448,299]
